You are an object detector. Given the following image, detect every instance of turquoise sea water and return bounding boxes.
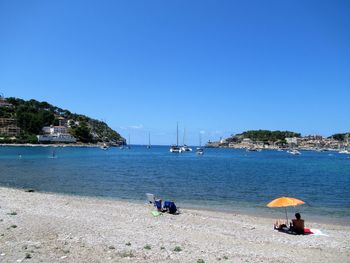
[0,146,349,223]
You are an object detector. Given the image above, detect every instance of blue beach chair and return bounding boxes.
[163,201,177,214]
[154,199,162,211]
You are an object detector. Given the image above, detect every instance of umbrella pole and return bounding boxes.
[285,207,288,225]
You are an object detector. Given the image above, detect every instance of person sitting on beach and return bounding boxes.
[290,212,305,234]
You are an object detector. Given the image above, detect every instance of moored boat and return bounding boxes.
[287,149,301,155]
[196,132,204,155]
[246,147,258,152]
[181,144,192,152]
[170,145,183,153]
[170,123,182,153]
[100,143,109,150]
[147,132,151,149]
[196,147,204,155]
[180,128,192,152]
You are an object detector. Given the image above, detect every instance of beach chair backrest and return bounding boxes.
[164,201,177,214]
[154,199,162,210]
[146,193,155,204]
[168,202,177,214]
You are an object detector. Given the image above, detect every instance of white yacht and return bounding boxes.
[181,144,192,152]
[126,134,131,149]
[196,133,204,155]
[170,145,183,153]
[147,132,151,149]
[287,149,301,155]
[180,128,192,152]
[170,123,182,153]
[339,149,350,154]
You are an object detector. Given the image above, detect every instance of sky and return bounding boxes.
[0,0,349,145]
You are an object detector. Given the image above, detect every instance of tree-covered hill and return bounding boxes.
[0,97,125,144]
[329,132,350,141]
[227,130,301,144]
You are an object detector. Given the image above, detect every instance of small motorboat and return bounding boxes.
[100,143,109,150]
[287,149,301,155]
[196,147,204,155]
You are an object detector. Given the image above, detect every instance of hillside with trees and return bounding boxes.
[0,97,125,144]
[329,133,349,141]
[227,130,301,144]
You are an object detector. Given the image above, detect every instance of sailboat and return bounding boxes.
[170,123,182,153]
[147,132,151,149]
[126,134,131,149]
[181,128,192,152]
[196,133,204,155]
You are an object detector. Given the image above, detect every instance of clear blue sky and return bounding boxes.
[0,0,349,145]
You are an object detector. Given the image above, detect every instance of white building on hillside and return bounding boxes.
[285,137,298,144]
[37,125,76,143]
[42,125,67,135]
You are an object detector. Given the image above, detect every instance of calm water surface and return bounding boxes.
[0,146,349,222]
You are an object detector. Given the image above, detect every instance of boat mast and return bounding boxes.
[183,128,186,146]
[176,122,179,146]
[148,132,151,147]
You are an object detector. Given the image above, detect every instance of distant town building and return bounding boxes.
[241,138,253,147]
[0,118,21,136]
[205,140,220,148]
[228,142,236,148]
[304,135,323,140]
[219,138,227,144]
[285,137,299,145]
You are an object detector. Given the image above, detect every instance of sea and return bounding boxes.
[0,145,349,224]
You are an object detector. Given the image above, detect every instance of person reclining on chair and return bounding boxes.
[290,212,304,234]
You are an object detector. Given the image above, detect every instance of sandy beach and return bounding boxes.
[0,187,349,263]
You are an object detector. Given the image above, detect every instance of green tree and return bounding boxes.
[38,110,55,127]
[330,133,346,141]
[70,122,93,143]
[3,97,125,144]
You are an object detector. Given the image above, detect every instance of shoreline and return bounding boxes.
[2,185,348,227]
[1,186,349,262]
[0,143,343,151]
[0,143,103,148]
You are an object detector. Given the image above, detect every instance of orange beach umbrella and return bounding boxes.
[267,196,305,223]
